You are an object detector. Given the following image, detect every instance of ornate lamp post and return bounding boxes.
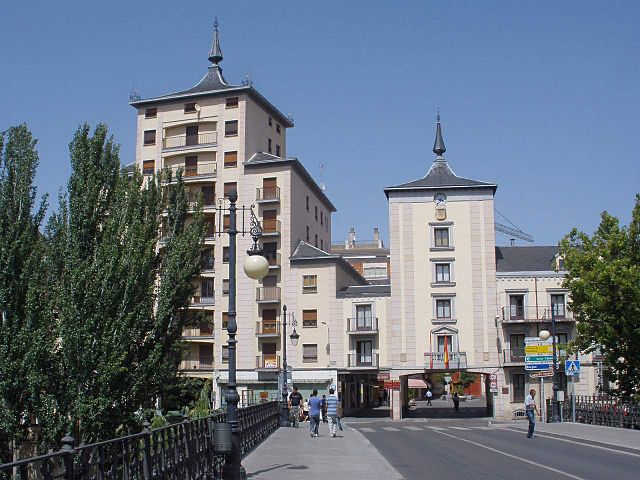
[280,304,299,426]
[215,190,269,479]
[539,304,561,423]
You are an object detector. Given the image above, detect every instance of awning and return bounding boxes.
[408,379,429,388]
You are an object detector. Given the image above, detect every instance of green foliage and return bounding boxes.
[160,376,207,412]
[187,381,212,419]
[456,372,476,394]
[559,195,640,396]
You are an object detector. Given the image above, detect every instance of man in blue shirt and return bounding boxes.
[326,388,340,437]
[308,389,322,437]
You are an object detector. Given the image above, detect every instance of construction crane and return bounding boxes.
[494,209,534,244]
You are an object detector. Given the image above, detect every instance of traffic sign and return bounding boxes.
[525,345,553,355]
[530,370,554,378]
[490,374,498,381]
[525,363,553,371]
[565,360,581,376]
[525,355,553,362]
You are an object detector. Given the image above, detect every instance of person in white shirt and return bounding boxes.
[425,390,433,406]
[524,389,539,438]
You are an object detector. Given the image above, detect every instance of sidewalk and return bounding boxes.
[243,421,403,479]
[500,420,640,450]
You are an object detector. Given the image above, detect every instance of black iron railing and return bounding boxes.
[546,395,640,429]
[0,401,280,479]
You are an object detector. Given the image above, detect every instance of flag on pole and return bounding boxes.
[444,339,450,369]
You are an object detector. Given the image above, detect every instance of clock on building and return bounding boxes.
[434,193,447,206]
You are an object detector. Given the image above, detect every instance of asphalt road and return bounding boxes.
[350,419,640,480]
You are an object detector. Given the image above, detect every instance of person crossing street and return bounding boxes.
[525,388,539,438]
[308,389,322,437]
[326,388,340,437]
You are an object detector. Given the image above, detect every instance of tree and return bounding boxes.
[0,125,51,463]
[43,124,205,444]
[559,195,640,397]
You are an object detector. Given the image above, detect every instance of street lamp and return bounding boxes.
[280,304,299,426]
[539,303,561,423]
[214,190,268,479]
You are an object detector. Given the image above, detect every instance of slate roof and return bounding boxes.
[495,246,559,272]
[290,241,332,259]
[337,284,391,298]
[385,159,497,196]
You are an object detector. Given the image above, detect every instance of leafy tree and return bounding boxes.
[43,124,205,444]
[187,380,212,419]
[559,195,640,397]
[0,125,50,463]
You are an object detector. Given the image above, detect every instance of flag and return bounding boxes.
[444,339,450,369]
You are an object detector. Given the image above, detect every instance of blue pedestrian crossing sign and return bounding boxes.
[565,360,581,376]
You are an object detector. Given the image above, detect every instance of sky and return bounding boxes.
[1,1,639,246]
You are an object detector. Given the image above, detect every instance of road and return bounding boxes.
[349,418,640,479]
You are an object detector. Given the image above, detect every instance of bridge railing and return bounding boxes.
[0,401,280,480]
[546,395,639,429]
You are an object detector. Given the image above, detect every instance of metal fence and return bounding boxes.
[0,401,280,480]
[546,395,640,429]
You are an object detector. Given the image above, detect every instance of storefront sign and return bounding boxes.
[377,372,390,381]
[384,380,400,390]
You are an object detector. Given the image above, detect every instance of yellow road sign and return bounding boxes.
[525,345,553,355]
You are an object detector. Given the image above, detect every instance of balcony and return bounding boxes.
[163,132,218,151]
[346,317,379,334]
[256,286,281,303]
[186,192,216,209]
[181,356,214,371]
[424,352,468,370]
[256,320,281,337]
[503,350,525,365]
[347,353,379,369]
[165,163,217,181]
[191,295,215,306]
[256,186,281,203]
[261,219,281,237]
[267,253,281,270]
[501,306,574,323]
[256,354,280,371]
[200,255,215,272]
[183,323,215,339]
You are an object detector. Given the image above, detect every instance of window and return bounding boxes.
[509,295,525,319]
[222,279,230,295]
[306,226,310,242]
[434,227,449,247]
[435,263,451,283]
[510,334,525,361]
[268,138,272,153]
[225,97,239,108]
[303,310,317,327]
[222,312,229,329]
[513,373,526,402]
[276,144,281,157]
[222,247,229,263]
[551,294,566,319]
[142,160,155,175]
[223,214,230,233]
[185,155,198,176]
[185,125,199,146]
[144,107,157,118]
[356,305,373,329]
[303,344,318,363]
[276,124,281,134]
[199,344,213,367]
[201,186,215,206]
[436,299,452,319]
[320,212,324,225]
[201,279,215,298]
[436,335,453,353]
[558,258,565,270]
[268,117,273,127]
[303,275,317,293]
[363,265,387,279]
[356,340,373,365]
[184,102,197,113]
[558,333,569,358]
[315,206,318,221]
[222,345,229,363]
[224,182,237,198]
[225,120,238,137]
[320,239,323,250]
[143,130,156,146]
[306,196,309,211]
[314,234,318,248]
[204,215,215,237]
[224,151,238,168]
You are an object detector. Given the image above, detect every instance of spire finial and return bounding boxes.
[433,110,446,158]
[208,17,223,65]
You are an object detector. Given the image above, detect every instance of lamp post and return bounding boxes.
[217,190,269,480]
[280,304,299,427]
[539,304,561,423]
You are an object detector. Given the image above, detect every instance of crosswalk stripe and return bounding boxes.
[403,426,423,431]
[359,427,375,432]
[428,426,447,431]
[449,426,471,431]
[471,426,493,430]
[382,427,400,431]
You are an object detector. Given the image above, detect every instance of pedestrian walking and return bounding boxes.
[303,398,309,422]
[321,394,328,423]
[289,386,303,428]
[525,388,539,438]
[425,389,433,406]
[308,389,322,437]
[452,392,460,411]
[326,388,341,437]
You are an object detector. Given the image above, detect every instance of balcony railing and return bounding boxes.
[262,219,281,236]
[181,356,214,370]
[186,192,216,207]
[256,286,281,303]
[256,354,280,370]
[256,320,281,336]
[346,317,379,334]
[347,353,379,368]
[165,163,217,179]
[424,352,468,369]
[163,131,218,149]
[183,323,215,338]
[192,295,215,306]
[503,350,525,364]
[501,305,573,322]
[256,186,281,202]
[266,252,281,269]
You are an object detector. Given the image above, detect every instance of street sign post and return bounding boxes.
[525,337,556,371]
[530,370,554,378]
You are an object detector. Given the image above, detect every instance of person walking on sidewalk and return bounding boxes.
[326,388,340,437]
[425,389,433,406]
[525,388,539,438]
[308,390,322,437]
[321,394,328,423]
[452,392,460,411]
[289,386,303,428]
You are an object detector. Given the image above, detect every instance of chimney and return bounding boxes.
[373,227,382,248]
[348,227,356,249]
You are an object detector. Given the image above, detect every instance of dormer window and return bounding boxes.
[225,97,239,109]
[184,102,197,113]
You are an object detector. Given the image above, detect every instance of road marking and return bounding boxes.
[359,427,375,433]
[433,430,587,480]
[503,428,640,458]
[471,426,494,430]
[449,426,471,430]
[382,427,400,432]
[403,426,423,431]
[427,426,447,431]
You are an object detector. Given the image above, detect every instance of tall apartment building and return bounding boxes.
[131,24,598,418]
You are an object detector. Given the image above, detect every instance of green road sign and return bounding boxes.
[525,355,553,362]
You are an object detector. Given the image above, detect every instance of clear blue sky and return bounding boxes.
[2,1,639,246]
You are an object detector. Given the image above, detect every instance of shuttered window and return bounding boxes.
[302,309,317,327]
